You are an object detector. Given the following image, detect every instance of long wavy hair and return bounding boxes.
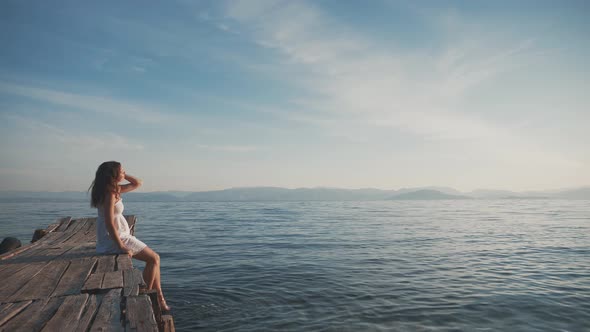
[89,161,121,208]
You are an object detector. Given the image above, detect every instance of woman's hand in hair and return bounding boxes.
[120,174,143,193]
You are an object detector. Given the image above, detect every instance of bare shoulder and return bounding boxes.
[104,192,116,205]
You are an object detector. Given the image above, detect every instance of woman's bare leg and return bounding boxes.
[133,246,159,288]
[133,246,169,309]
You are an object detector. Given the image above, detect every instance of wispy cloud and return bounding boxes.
[195,143,260,153]
[3,114,144,151]
[224,0,534,141]
[0,81,167,123]
[218,0,588,189]
[1,0,587,191]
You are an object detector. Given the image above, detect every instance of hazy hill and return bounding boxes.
[396,186,464,196]
[183,187,398,201]
[1,186,589,202]
[468,189,522,199]
[389,189,470,200]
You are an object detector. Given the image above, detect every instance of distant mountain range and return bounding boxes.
[1,186,589,202]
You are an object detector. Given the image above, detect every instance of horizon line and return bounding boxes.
[1,185,589,194]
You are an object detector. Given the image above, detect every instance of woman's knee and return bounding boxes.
[135,247,160,265]
[146,251,160,265]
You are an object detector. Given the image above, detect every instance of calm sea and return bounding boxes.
[1,200,589,331]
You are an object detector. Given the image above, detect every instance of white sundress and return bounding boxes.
[96,198,147,255]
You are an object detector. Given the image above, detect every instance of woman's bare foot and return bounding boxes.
[158,293,171,311]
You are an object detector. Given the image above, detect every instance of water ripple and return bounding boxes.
[1,200,590,331]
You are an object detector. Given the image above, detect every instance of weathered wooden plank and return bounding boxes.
[71,218,90,232]
[0,262,48,301]
[52,258,97,296]
[61,243,97,260]
[8,260,70,302]
[0,242,40,261]
[44,222,61,233]
[37,231,77,247]
[95,255,116,273]
[123,269,146,297]
[76,294,98,331]
[143,290,162,329]
[0,263,11,274]
[54,217,73,232]
[82,273,104,293]
[161,314,176,332]
[32,228,50,243]
[101,271,124,289]
[116,254,133,271]
[62,218,90,243]
[27,232,61,245]
[133,268,146,290]
[0,300,32,326]
[10,244,74,263]
[41,218,88,245]
[125,295,158,332]
[41,294,89,332]
[57,219,90,245]
[89,289,123,332]
[83,218,97,233]
[0,296,64,332]
[0,261,30,277]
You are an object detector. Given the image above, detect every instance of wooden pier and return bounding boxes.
[0,216,174,332]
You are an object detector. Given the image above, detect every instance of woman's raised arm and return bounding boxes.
[120,174,143,193]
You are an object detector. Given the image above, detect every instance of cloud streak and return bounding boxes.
[3,114,144,151]
[0,81,168,123]
[224,0,535,140]
[195,144,260,153]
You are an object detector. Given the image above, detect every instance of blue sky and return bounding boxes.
[0,0,588,192]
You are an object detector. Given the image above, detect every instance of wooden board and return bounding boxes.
[10,245,75,264]
[161,314,176,332]
[61,219,91,245]
[95,255,116,273]
[82,273,104,293]
[61,243,97,260]
[41,294,89,332]
[44,221,61,233]
[76,294,99,331]
[125,295,158,332]
[0,301,32,326]
[9,260,70,302]
[116,255,133,271]
[0,261,34,280]
[0,296,64,331]
[89,289,123,332]
[85,218,97,230]
[101,271,124,290]
[0,243,39,261]
[0,262,48,301]
[54,217,73,232]
[52,258,97,296]
[123,269,146,297]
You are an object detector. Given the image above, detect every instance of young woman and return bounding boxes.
[89,161,170,311]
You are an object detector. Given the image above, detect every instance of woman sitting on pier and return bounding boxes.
[89,161,170,311]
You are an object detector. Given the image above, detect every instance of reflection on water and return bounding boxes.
[1,200,589,331]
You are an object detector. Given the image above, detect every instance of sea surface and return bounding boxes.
[1,199,589,331]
